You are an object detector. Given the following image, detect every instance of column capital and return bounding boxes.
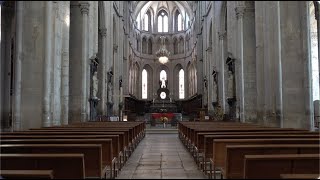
[218,31,226,40]
[235,6,245,20]
[314,1,319,21]
[99,28,107,37]
[80,3,90,14]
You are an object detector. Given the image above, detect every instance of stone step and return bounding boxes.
[145,128,178,134]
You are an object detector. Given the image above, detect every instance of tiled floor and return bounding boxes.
[116,134,206,179]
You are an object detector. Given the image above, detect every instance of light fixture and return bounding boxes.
[156,36,170,64]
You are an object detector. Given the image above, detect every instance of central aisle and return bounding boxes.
[116,133,206,179]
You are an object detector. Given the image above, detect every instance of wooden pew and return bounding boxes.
[243,154,320,179]
[202,134,318,174]
[1,134,120,177]
[195,131,317,168]
[280,174,320,179]
[224,144,320,179]
[0,170,54,179]
[0,139,114,179]
[26,131,126,169]
[0,154,85,179]
[210,138,320,179]
[1,144,103,178]
[26,129,129,163]
[33,127,134,157]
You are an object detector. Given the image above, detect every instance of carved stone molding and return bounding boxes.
[99,28,107,37]
[218,31,226,40]
[235,6,245,20]
[113,45,118,51]
[80,3,89,14]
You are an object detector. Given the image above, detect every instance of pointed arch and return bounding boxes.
[142,64,153,99]
[157,9,169,32]
[142,36,147,54]
[148,37,153,54]
[186,62,192,97]
[133,62,140,97]
[173,37,178,54]
[174,64,184,99]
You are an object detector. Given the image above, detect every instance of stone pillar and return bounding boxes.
[235,2,257,123]
[52,2,62,126]
[315,2,320,128]
[61,3,70,125]
[98,28,107,115]
[42,1,53,128]
[235,6,245,122]
[274,1,283,127]
[218,31,227,114]
[105,1,113,117]
[313,1,320,102]
[80,2,89,122]
[254,1,265,125]
[207,47,214,115]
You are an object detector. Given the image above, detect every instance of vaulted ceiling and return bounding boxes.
[132,1,193,20]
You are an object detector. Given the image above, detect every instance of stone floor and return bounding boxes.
[116,134,206,179]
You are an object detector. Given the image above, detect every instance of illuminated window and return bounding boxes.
[178,13,182,31]
[179,69,185,99]
[160,70,167,81]
[158,10,168,32]
[144,13,149,31]
[142,69,148,99]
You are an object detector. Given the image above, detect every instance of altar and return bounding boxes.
[148,112,182,127]
[147,75,180,127]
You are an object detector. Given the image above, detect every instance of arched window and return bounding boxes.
[179,69,185,99]
[142,37,147,54]
[143,13,149,31]
[173,38,178,54]
[158,10,168,33]
[142,69,148,99]
[137,37,140,52]
[178,13,182,31]
[160,70,167,81]
[148,38,152,54]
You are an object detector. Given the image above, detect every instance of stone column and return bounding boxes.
[105,1,113,117]
[235,6,245,122]
[315,2,320,110]
[52,2,62,126]
[274,1,283,127]
[98,28,107,115]
[316,2,320,130]
[42,1,53,128]
[218,31,227,114]
[80,2,89,122]
[61,3,70,125]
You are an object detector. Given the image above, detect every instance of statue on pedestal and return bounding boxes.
[227,70,234,99]
[89,55,99,121]
[92,71,98,98]
[107,69,114,105]
[212,69,218,105]
[160,77,167,88]
[203,76,208,107]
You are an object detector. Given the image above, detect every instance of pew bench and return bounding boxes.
[209,138,320,179]
[244,154,320,179]
[0,170,54,179]
[224,144,320,179]
[0,139,114,179]
[280,174,320,179]
[0,144,103,179]
[1,134,121,174]
[203,134,318,176]
[0,154,85,179]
